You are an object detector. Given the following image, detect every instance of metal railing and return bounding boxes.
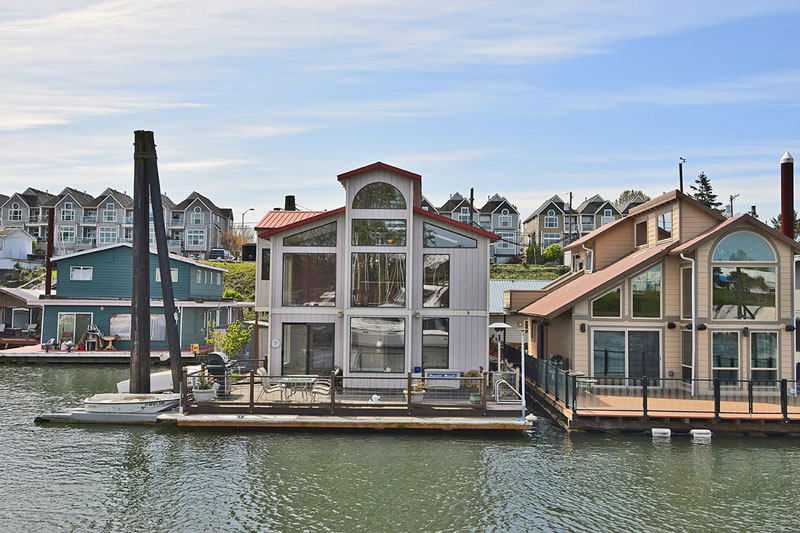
[81,215,97,223]
[525,354,800,422]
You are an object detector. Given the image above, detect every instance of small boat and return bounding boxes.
[116,365,202,393]
[84,393,181,414]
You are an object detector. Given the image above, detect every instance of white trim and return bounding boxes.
[39,298,241,308]
[0,194,29,209]
[49,242,227,272]
[590,327,662,379]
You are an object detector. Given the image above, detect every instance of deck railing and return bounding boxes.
[525,354,800,422]
[181,364,524,417]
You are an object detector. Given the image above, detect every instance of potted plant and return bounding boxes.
[403,379,426,404]
[193,368,216,402]
[466,370,482,405]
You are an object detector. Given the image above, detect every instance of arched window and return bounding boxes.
[712,232,775,262]
[352,182,406,209]
[9,202,21,221]
[712,231,776,320]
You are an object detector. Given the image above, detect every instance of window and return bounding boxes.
[155,268,178,282]
[103,203,117,222]
[57,312,92,344]
[204,271,208,284]
[712,267,776,320]
[186,229,205,247]
[681,330,693,383]
[585,250,593,272]
[29,208,40,222]
[635,221,647,246]
[593,329,660,380]
[422,318,448,369]
[479,214,491,229]
[751,331,778,383]
[712,331,739,384]
[191,206,205,224]
[499,211,511,227]
[9,202,22,221]
[59,226,76,243]
[109,313,165,341]
[282,253,336,306]
[544,209,558,228]
[712,232,775,262]
[62,202,74,221]
[149,228,156,245]
[497,232,514,250]
[216,272,221,285]
[284,222,336,247]
[350,317,405,372]
[196,270,201,283]
[681,267,693,319]
[98,226,118,244]
[631,265,661,318]
[352,182,406,209]
[282,323,335,375]
[352,220,406,246]
[656,211,672,241]
[542,233,560,246]
[351,253,405,307]
[604,209,612,217]
[69,266,93,280]
[591,288,620,318]
[261,249,270,281]
[600,209,614,225]
[422,223,476,248]
[423,254,449,308]
[458,207,471,224]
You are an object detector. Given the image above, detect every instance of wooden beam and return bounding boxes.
[130,131,152,393]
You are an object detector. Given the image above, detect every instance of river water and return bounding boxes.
[3,365,800,532]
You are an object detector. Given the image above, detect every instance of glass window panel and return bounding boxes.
[632,265,661,318]
[283,222,336,247]
[423,254,449,308]
[352,182,406,209]
[282,253,336,306]
[422,317,449,369]
[350,317,405,372]
[657,211,672,240]
[74,313,91,344]
[593,330,625,377]
[635,221,647,246]
[150,315,166,341]
[309,324,335,375]
[422,223,477,248]
[751,331,778,383]
[681,330,693,383]
[351,253,406,307]
[57,314,75,343]
[712,266,776,320]
[282,323,309,374]
[627,331,660,379]
[261,249,270,281]
[681,267,693,319]
[110,313,132,339]
[712,331,739,368]
[351,219,406,246]
[591,288,620,317]
[712,232,775,262]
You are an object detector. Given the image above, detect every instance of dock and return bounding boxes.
[0,345,199,364]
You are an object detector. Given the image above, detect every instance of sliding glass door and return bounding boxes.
[593,329,661,383]
[282,323,335,375]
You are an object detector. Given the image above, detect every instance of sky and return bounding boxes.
[2,1,799,227]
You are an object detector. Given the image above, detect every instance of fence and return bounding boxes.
[525,354,800,422]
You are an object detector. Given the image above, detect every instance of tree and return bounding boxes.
[690,172,724,213]
[525,245,541,264]
[616,190,651,207]
[541,244,563,264]
[219,227,254,256]
[770,210,800,239]
[205,321,254,359]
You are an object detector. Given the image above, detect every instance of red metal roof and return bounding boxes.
[255,208,345,238]
[337,162,421,182]
[414,207,500,241]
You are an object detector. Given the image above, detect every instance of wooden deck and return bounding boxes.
[0,344,198,364]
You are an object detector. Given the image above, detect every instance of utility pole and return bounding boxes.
[729,194,740,218]
[567,191,573,245]
[679,157,686,193]
[469,188,475,225]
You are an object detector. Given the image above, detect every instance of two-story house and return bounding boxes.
[437,192,520,262]
[171,192,235,259]
[519,189,799,390]
[0,188,57,242]
[38,243,240,351]
[254,162,498,380]
[523,194,622,249]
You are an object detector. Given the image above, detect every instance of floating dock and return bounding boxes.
[0,346,198,364]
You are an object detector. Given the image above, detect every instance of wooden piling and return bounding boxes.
[44,207,55,296]
[130,131,152,393]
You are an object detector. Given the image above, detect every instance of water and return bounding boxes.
[3,365,800,532]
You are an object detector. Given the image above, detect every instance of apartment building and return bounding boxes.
[523,194,622,249]
[437,192,521,262]
[0,187,234,259]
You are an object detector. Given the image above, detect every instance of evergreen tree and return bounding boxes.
[690,172,724,213]
[615,190,651,207]
[770,210,800,239]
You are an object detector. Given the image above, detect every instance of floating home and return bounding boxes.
[37,243,244,351]
[254,162,499,381]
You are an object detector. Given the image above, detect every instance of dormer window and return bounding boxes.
[544,209,558,228]
[601,209,614,226]
[9,202,22,221]
[499,209,511,228]
[458,207,470,223]
[635,221,647,246]
[191,206,204,224]
[656,211,672,241]
[103,202,117,222]
[62,202,74,221]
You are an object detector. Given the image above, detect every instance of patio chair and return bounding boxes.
[41,338,56,352]
[255,367,282,402]
[24,324,38,337]
[0,324,5,337]
[311,378,331,402]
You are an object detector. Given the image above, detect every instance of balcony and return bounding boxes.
[169,216,185,226]
[123,216,134,224]
[167,239,183,248]
[76,237,96,248]
[580,224,596,232]
[82,215,97,223]
[28,215,43,223]
[120,237,133,243]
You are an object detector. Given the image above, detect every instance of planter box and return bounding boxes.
[193,389,215,402]
[403,390,425,404]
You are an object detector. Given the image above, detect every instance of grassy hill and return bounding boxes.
[201,261,256,301]
[490,263,568,280]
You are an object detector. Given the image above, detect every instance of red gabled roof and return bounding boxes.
[414,207,500,241]
[337,162,421,182]
[255,207,345,238]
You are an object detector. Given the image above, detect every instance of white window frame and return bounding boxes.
[69,266,93,280]
[103,202,117,222]
[156,268,179,282]
[656,210,673,242]
[196,270,201,283]
[98,226,118,244]
[9,202,22,221]
[542,233,560,246]
[216,272,221,285]
[61,201,75,222]
[590,328,662,381]
[186,229,205,247]
[191,206,204,225]
[497,232,514,249]
[59,225,76,243]
[499,215,512,228]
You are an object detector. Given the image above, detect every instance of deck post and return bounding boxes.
[181,367,188,414]
[130,131,152,393]
[407,372,413,414]
[748,380,754,414]
[781,379,789,423]
[249,370,255,412]
[481,373,487,415]
[330,370,336,414]
[713,378,721,421]
[571,374,578,414]
[545,364,550,395]
[554,371,559,403]
[641,376,649,420]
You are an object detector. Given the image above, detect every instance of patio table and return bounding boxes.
[279,376,316,402]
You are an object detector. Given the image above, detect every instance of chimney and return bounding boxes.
[284,195,296,211]
[781,151,794,239]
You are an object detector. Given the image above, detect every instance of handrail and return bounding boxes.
[494,379,523,404]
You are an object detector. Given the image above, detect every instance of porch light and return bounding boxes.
[743,327,749,337]
[667,322,676,329]
[786,324,796,332]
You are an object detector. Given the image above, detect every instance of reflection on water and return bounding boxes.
[3,365,800,531]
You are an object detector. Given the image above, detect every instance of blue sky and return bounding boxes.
[2,1,799,226]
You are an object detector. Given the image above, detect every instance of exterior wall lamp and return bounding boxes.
[743,327,749,337]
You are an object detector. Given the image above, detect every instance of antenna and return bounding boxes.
[729,193,740,217]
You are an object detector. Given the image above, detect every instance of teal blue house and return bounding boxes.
[40,244,242,351]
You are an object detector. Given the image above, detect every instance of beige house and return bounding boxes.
[520,189,799,388]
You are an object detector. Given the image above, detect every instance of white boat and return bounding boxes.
[117,365,202,393]
[84,393,181,414]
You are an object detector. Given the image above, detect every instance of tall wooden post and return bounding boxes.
[253,310,260,368]
[44,207,55,295]
[146,134,183,392]
[130,131,152,393]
